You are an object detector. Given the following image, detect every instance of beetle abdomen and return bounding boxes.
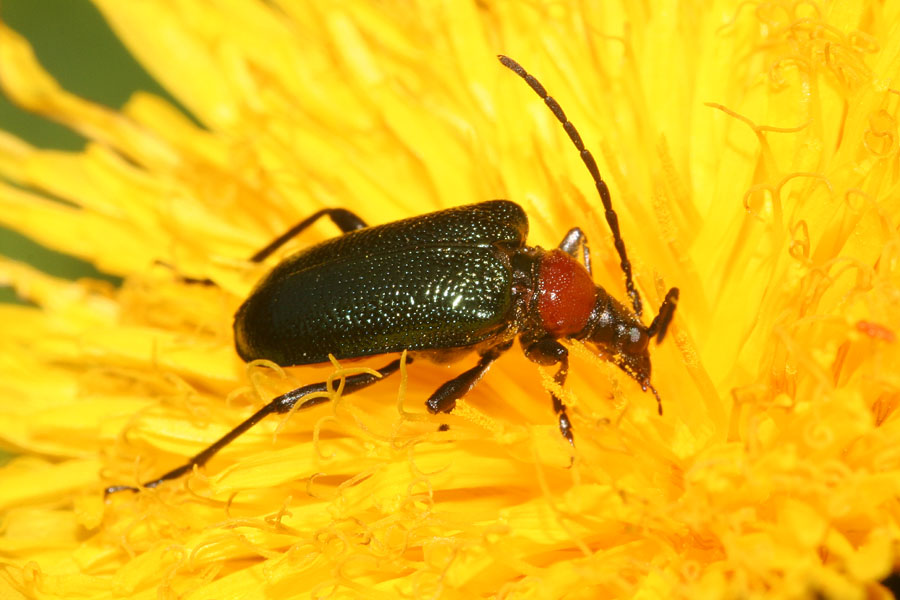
[234,245,516,365]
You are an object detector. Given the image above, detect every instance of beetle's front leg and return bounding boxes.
[557,227,591,275]
[425,341,513,414]
[523,337,574,446]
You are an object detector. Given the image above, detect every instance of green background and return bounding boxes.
[0,1,177,465]
[0,0,179,303]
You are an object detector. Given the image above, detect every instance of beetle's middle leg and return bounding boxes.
[105,357,406,495]
[523,337,574,446]
[425,341,513,414]
[251,208,368,262]
[557,227,591,275]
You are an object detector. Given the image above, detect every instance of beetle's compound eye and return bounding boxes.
[621,326,649,355]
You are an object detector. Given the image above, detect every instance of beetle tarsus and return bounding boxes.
[103,484,140,495]
[523,337,576,445]
[647,382,663,416]
[105,358,404,496]
[251,207,368,263]
[425,342,512,414]
[153,260,216,286]
[647,288,680,343]
[558,411,574,446]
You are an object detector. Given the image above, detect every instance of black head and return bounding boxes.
[581,287,679,414]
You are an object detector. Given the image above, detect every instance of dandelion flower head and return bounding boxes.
[0,1,899,598]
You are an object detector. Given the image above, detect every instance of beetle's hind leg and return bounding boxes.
[523,337,573,446]
[250,208,367,262]
[425,342,513,415]
[157,208,368,285]
[105,357,405,495]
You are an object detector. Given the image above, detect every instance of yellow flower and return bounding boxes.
[1,1,899,598]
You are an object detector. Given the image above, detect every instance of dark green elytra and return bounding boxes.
[233,201,529,365]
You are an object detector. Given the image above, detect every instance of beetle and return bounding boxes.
[105,55,678,495]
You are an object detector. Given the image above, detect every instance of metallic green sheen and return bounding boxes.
[234,201,528,366]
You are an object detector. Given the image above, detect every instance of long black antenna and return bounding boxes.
[498,55,643,317]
